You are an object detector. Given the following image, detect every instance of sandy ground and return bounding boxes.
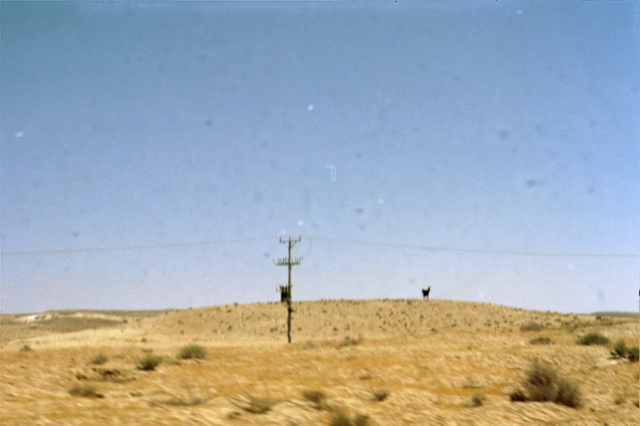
[1,299,638,425]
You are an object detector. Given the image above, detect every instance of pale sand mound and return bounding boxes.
[1,299,638,425]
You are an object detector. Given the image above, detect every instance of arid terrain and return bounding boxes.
[1,299,638,425]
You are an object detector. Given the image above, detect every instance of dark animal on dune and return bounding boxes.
[422,286,431,300]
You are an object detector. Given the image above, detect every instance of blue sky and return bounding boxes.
[1,1,638,314]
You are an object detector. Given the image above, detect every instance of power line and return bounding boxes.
[1,234,638,259]
[0,237,279,257]
[305,236,640,259]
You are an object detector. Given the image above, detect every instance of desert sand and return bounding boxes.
[1,299,638,425]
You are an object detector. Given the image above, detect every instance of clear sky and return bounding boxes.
[1,1,639,314]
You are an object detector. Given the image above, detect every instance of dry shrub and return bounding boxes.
[369,389,389,402]
[69,384,104,398]
[303,389,327,409]
[627,346,639,362]
[576,333,610,346]
[508,388,527,402]
[228,393,277,414]
[20,344,32,352]
[136,353,162,371]
[511,361,581,408]
[470,393,485,407]
[612,339,627,357]
[336,336,363,349]
[151,383,210,406]
[329,411,370,426]
[177,344,206,360]
[90,353,108,365]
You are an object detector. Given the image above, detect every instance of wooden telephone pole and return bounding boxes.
[275,236,302,343]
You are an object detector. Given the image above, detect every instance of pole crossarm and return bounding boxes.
[274,258,302,266]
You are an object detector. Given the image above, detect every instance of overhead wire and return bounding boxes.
[303,236,640,259]
[0,234,638,259]
[0,236,280,256]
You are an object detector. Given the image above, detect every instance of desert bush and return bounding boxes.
[520,322,543,332]
[336,336,363,349]
[576,332,610,346]
[19,344,32,352]
[90,353,108,365]
[553,377,581,408]
[177,344,207,360]
[150,383,210,406]
[369,390,389,402]
[470,393,485,407]
[508,388,527,402]
[510,361,581,408]
[329,411,370,426]
[303,389,327,409]
[136,353,162,371]
[613,393,625,405]
[523,362,560,403]
[627,346,639,362]
[228,393,276,414]
[529,337,554,345]
[69,384,103,398]
[612,339,628,358]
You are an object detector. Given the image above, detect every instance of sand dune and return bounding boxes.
[1,299,637,425]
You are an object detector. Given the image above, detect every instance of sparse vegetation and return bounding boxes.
[228,393,278,414]
[508,388,527,402]
[177,344,207,360]
[509,361,581,408]
[20,344,32,352]
[303,389,327,409]
[328,411,370,426]
[470,393,485,407]
[150,383,211,406]
[369,389,389,402]
[519,322,543,332]
[90,353,108,365]
[576,332,610,346]
[627,346,639,362]
[69,384,104,398]
[336,336,363,349]
[5,301,636,424]
[612,339,627,357]
[136,353,162,371]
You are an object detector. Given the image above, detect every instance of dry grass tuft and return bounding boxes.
[529,337,554,345]
[303,389,328,409]
[136,353,162,371]
[336,336,363,349]
[369,389,389,402]
[177,344,206,360]
[328,410,370,426]
[576,332,610,346]
[228,393,279,414]
[150,383,210,407]
[90,353,108,365]
[470,393,485,407]
[69,384,104,398]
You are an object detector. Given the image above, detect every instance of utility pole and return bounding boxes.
[275,236,302,343]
